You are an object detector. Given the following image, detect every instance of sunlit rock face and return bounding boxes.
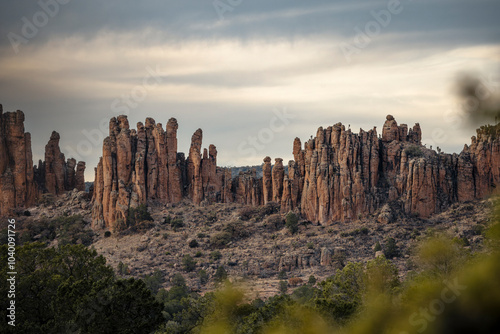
[91,114,500,230]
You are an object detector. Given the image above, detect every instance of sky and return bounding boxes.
[0,0,499,181]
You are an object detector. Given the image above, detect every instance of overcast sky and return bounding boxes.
[1,0,499,180]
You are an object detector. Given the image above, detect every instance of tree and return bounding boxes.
[365,256,399,295]
[416,234,466,277]
[0,242,162,334]
[285,212,299,234]
[117,261,129,276]
[214,266,228,282]
[182,255,196,272]
[383,237,399,258]
[155,274,190,324]
[291,284,317,304]
[127,204,153,228]
[314,262,365,322]
[74,278,163,334]
[279,280,288,294]
[278,269,287,280]
[143,269,164,294]
[198,270,209,285]
[210,250,222,261]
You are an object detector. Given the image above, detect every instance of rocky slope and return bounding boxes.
[12,192,492,298]
[91,114,500,231]
[0,105,85,216]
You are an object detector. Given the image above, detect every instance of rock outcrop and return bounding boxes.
[0,106,37,215]
[91,114,500,230]
[44,131,67,195]
[92,116,237,230]
[0,104,87,216]
[283,116,499,223]
[34,131,86,195]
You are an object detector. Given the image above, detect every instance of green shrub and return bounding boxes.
[264,214,284,231]
[206,211,217,224]
[223,220,249,239]
[278,269,287,280]
[307,242,314,250]
[210,250,222,261]
[285,212,299,234]
[0,243,163,333]
[182,254,196,272]
[19,214,94,246]
[374,241,382,252]
[198,269,209,285]
[143,269,164,294]
[239,206,257,221]
[308,275,317,285]
[214,265,228,282]
[163,215,184,231]
[279,280,288,294]
[194,251,203,258]
[127,204,153,228]
[383,238,399,258]
[117,261,129,276]
[472,224,484,235]
[341,228,370,238]
[170,273,186,287]
[259,201,281,217]
[171,219,184,231]
[404,145,423,158]
[210,232,232,248]
[189,239,199,248]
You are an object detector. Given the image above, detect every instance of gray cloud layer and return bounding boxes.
[0,0,499,180]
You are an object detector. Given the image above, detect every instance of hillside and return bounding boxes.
[7,189,492,299]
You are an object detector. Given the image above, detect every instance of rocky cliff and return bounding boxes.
[0,105,86,216]
[34,131,86,195]
[91,114,500,231]
[0,106,37,215]
[92,117,188,230]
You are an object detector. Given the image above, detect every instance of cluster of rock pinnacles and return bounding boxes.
[1,106,85,216]
[2,104,499,232]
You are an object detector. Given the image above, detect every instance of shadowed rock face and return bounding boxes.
[91,114,500,230]
[0,106,37,215]
[34,131,86,196]
[0,105,85,216]
[44,131,66,196]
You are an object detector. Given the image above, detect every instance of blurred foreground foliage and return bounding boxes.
[155,201,500,334]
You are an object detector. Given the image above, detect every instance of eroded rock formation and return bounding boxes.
[0,106,37,215]
[0,104,86,216]
[91,114,500,230]
[44,131,66,195]
[34,131,86,195]
[285,115,499,223]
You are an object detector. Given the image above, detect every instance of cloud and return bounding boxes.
[0,0,499,180]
